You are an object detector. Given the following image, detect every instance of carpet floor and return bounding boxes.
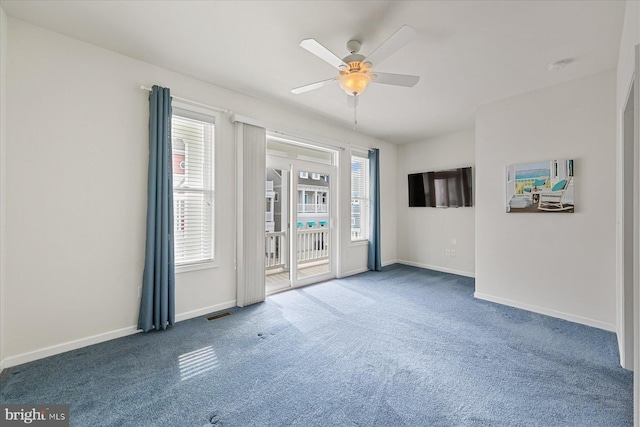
[0,264,633,426]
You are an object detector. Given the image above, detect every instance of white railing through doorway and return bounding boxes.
[265,228,329,270]
[265,231,285,269]
[297,203,328,213]
[297,228,329,263]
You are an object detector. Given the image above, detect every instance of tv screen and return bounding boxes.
[408,167,473,207]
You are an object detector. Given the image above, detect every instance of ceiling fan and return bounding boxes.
[291,25,420,121]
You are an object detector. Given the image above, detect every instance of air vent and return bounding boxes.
[206,312,231,321]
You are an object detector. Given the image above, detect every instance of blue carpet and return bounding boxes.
[0,264,632,426]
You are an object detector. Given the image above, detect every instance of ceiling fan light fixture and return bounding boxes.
[339,71,371,95]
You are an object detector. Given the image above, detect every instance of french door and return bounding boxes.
[265,155,336,294]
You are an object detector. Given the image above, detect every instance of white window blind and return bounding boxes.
[351,154,369,241]
[172,108,215,266]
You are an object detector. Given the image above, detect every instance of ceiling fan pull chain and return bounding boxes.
[353,93,358,127]
[354,102,357,126]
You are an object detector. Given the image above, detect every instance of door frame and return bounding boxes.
[265,157,292,293]
[291,158,337,288]
[620,60,636,372]
[633,43,640,426]
[266,153,338,290]
[619,43,640,425]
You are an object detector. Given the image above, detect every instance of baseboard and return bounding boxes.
[175,300,237,322]
[396,260,475,278]
[617,332,630,370]
[2,325,141,369]
[2,300,238,370]
[474,292,617,332]
[339,260,399,278]
[339,267,369,278]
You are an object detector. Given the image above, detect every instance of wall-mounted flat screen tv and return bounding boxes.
[408,167,473,207]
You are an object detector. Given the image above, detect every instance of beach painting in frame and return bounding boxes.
[506,159,574,213]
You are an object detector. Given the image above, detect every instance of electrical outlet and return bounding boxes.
[445,249,450,256]
[452,238,457,245]
[451,249,456,257]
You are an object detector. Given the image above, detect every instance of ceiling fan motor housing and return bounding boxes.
[346,39,361,54]
[341,54,367,71]
[342,53,365,63]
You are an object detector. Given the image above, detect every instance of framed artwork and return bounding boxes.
[506,159,574,213]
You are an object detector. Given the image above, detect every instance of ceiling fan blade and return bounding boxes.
[299,39,347,69]
[363,25,417,67]
[371,72,420,87]
[291,77,338,94]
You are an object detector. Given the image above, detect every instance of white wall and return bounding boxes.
[476,70,617,331]
[0,6,8,371]
[3,17,395,367]
[617,1,640,110]
[396,130,475,277]
[378,146,398,268]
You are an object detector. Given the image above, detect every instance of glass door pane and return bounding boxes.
[265,167,291,294]
[295,170,331,281]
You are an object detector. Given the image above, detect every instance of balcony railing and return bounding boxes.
[297,203,328,213]
[265,231,285,269]
[265,228,329,270]
[513,177,549,195]
[297,228,329,263]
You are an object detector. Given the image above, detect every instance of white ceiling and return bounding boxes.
[0,0,626,144]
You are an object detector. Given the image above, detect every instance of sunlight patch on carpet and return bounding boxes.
[179,346,219,381]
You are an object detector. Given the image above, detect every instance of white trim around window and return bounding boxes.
[172,101,220,273]
[350,150,370,243]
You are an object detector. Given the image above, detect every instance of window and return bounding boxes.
[351,154,370,241]
[171,106,215,267]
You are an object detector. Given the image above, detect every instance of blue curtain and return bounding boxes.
[368,148,382,271]
[138,85,175,332]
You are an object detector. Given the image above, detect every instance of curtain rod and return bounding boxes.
[269,129,375,153]
[348,143,376,152]
[139,85,232,115]
[269,129,345,151]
